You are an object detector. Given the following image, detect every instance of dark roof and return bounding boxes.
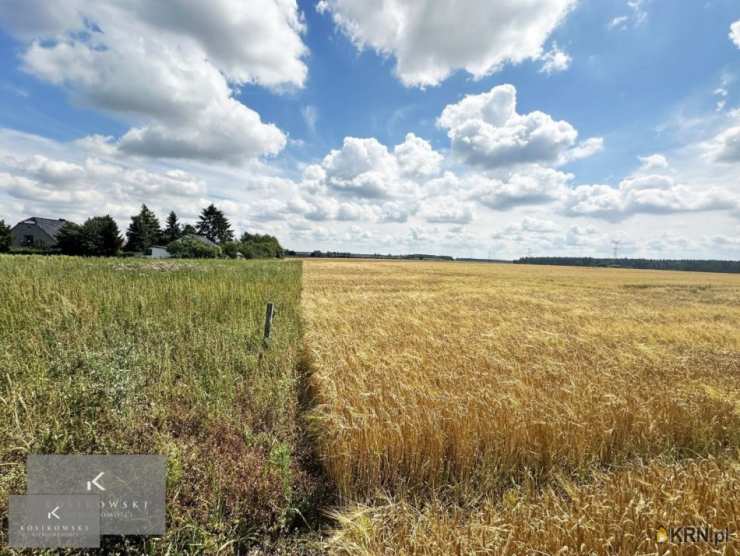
[14,217,69,240]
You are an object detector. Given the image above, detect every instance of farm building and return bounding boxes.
[10,217,69,249]
[148,246,171,259]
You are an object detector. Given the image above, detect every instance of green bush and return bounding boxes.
[167,236,221,258]
[221,241,240,259]
[238,233,283,259]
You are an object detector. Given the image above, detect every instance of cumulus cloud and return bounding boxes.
[730,20,740,48]
[638,154,669,170]
[470,167,572,209]
[705,124,740,163]
[0,1,307,163]
[1,151,206,204]
[421,196,475,224]
[562,173,736,221]
[0,129,307,237]
[438,84,602,169]
[307,134,442,199]
[492,217,560,240]
[393,133,443,179]
[539,44,572,74]
[317,0,576,87]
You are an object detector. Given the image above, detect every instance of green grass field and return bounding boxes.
[0,256,323,554]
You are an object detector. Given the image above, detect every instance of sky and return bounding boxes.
[0,0,739,259]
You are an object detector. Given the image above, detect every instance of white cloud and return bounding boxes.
[1,1,307,163]
[539,44,572,74]
[317,0,576,87]
[562,173,736,221]
[493,217,560,239]
[421,196,475,224]
[705,124,740,163]
[608,16,629,30]
[393,133,443,179]
[320,137,400,198]
[471,167,573,209]
[307,134,442,199]
[438,84,601,168]
[609,0,647,30]
[730,20,740,48]
[302,105,319,133]
[638,153,669,170]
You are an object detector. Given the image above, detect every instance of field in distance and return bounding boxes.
[303,260,740,554]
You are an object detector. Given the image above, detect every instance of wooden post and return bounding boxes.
[263,303,275,344]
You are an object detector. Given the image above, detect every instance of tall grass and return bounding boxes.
[0,256,318,553]
[303,260,740,553]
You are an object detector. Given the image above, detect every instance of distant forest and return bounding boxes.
[515,257,740,274]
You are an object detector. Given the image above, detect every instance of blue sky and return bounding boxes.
[0,0,739,258]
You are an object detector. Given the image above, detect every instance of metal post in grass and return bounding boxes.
[263,302,275,347]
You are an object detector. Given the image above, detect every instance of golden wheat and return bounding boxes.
[303,260,740,553]
[327,455,740,555]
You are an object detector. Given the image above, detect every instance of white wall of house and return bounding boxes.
[149,247,171,259]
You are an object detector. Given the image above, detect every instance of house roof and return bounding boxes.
[14,217,69,240]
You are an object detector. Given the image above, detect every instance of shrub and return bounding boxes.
[221,241,240,259]
[167,236,221,258]
[238,233,283,259]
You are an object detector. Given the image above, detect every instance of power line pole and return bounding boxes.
[612,239,621,259]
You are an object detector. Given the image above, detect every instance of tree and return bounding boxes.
[196,204,233,244]
[162,211,182,244]
[56,217,122,256]
[238,232,283,259]
[56,222,85,255]
[0,220,10,252]
[182,224,197,236]
[82,216,123,256]
[125,204,162,252]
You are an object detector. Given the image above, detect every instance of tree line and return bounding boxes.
[515,257,740,274]
[0,204,283,259]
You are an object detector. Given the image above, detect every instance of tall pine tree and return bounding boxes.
[125,204,162,252]
[0,219,10,252]
[161,211,182,244]
[196,204,233,244]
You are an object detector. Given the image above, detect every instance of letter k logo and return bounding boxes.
[86,472,106,491]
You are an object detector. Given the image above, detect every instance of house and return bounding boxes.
[146,235,215,258]
[10,217,69,249]
[148,246,171,259]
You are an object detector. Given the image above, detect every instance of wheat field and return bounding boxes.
[303,260,740,554]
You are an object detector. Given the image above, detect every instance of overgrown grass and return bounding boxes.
[303,260,740,553]
[0,256,321,553]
